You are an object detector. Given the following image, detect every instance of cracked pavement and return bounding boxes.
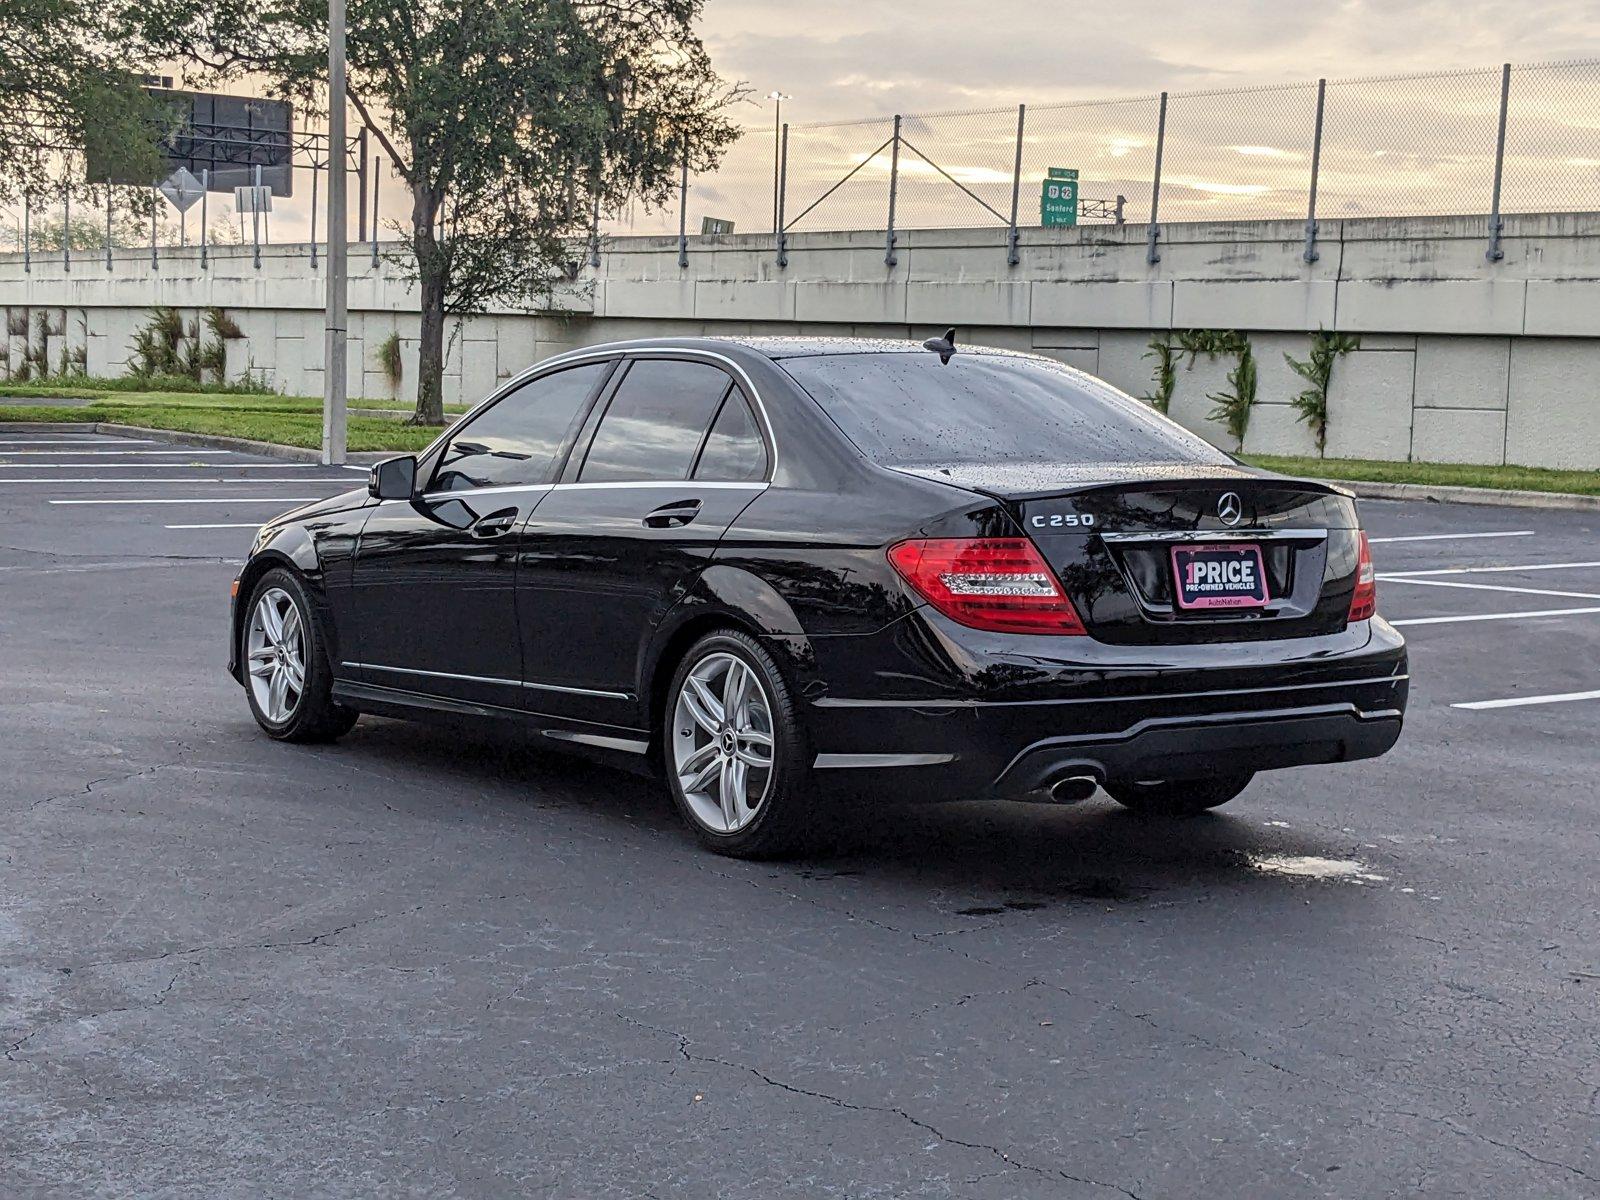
[2,433,1598,1197]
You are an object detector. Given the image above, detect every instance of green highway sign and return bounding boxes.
[1041,174,1079,227]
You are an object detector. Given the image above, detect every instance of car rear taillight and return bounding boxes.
[887,538,1087,635]
[1348,531,1377,622]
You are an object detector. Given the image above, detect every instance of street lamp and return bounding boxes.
[766,91,791,236]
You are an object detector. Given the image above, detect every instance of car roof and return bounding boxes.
[559,335,1036,363]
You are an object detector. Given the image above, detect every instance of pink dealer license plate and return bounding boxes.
[1170,543,1269,610]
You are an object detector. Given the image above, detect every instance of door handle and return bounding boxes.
[642,499,702,529]
[470,509,520,538]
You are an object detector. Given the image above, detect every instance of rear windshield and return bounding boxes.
[779,352,1230,468]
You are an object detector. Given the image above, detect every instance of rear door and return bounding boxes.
[516,355,771,723]
[348,359,614,707]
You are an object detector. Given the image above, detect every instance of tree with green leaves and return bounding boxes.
[0,0,169,197]
[135,0,742,424]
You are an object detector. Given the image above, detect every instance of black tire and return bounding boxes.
[240,567,358,743]
[1104,773,1253,816]
[661,629,815,859]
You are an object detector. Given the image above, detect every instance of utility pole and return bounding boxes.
[321,0,349,465]
[766,91,791,236]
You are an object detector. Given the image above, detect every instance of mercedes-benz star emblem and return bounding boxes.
[1217,492,1244,526]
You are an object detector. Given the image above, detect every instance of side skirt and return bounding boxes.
[332,679,654,773]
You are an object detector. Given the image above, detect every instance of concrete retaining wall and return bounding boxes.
[3,211,1598,469]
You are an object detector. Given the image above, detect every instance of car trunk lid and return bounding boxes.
[894,460,1363,644]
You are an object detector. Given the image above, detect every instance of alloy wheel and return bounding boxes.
[671,651,776,833]
[246,586,307,724]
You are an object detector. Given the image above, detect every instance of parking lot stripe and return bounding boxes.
[0,438,159,445]
[50,497,323,505]
[165,523,262,529]
[0,449,235,456]
[1378,577,1600,601]
[1392,606,1600,627]
[0,464,338,470]
[1452,689,1600,711]
[1382,560,1600,578]
[0,477,351,484]
[1369,531,1534,544]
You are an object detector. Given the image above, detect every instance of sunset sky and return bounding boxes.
[702,0,1600,124]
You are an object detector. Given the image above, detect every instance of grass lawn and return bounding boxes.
[1242,454,1600,498]
[0,380,468,414]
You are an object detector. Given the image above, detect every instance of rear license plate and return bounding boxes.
[1170,543,1269,610]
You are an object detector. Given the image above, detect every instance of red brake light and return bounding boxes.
[887,537,1087,635]
[1349,531,1377,622]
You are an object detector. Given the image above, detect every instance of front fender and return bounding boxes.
[227,520,350,683]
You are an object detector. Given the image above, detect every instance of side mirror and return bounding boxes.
[368,455,417,500]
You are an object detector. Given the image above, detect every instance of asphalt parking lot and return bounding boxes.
[2,430,1597,1199]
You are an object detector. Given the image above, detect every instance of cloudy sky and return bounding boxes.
[702,0,1600,123]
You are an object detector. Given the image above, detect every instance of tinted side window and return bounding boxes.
[578,359,730,483]
[693,389,768,482]
[431,362,608,491]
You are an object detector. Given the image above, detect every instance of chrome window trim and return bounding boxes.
[553,480,769,493]
[344,661,630,702]
[424,346,779,488]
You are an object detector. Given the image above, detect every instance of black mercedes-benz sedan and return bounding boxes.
[228,335,1407,856]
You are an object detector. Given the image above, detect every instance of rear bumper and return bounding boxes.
[805,614,1408,800]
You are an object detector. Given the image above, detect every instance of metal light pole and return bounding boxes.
[766,91,791,235]
[321,0,349,465]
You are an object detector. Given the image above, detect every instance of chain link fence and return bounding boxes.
[610,57,1600,266]
[4,58,1597,270]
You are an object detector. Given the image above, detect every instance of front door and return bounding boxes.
[348,359,615,709]
[516,357,772,726]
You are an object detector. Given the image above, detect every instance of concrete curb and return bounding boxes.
[1328,478,1600,513]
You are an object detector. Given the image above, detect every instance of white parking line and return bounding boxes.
[1452,689,1600,711]
[0,438,160,448]
[0,449,234,456]
[0,477,351,484]
[0,463,336,470]
[1392,606,1600,627]
[50,497,322,505]
[1379,577,1600,601]
[1368,530,1534,544]
[166,523,262,529]
[1383,560,1600,578]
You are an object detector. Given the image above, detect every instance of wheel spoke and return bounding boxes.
[258,596,285,644]
[247,648,275,677]
[280,605,302,653]
[267,667,288,718]
[282,656,305,692]
[682,677,724,734]
[719,757,745,827]
[682,751,722,795]
[723,661,749,724]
